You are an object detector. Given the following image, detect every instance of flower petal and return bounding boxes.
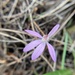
[23,40,42,52]
[48,24,60,37]
[47,43,56,62]
[32,43,46,60]
[25,30,42,38]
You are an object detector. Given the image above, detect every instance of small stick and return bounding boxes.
[41,55,54,71]
[37,0,71,20]
[52,10,75,38]
[33,21,45,35]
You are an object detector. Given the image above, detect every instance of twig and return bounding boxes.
[52,10,75,38]
[36,0,71,20]
[8,0,18,19]
[0,28,26,34]
[0,32,26,44]
[41,55,54,71]
[26,0,34,31]
[3,0,37,19]
[6,51,33,67]
[33,21,44,35]
[0,0,9,8]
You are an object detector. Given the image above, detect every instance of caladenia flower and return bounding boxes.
[23,24,60,62]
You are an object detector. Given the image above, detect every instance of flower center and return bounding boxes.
[42,35,48,42]
[43,35,48,40]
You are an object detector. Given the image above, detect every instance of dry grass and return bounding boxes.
[0,0,75,75]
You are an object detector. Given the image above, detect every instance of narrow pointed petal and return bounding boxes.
[47,43,56,62]
[25,30,42,38]
[48,24,60,37]
[32,43,46,60]
[23,40,42,52]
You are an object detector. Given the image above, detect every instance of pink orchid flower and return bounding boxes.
[23,24,60,62]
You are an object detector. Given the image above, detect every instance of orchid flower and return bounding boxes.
[23,24,60,62]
